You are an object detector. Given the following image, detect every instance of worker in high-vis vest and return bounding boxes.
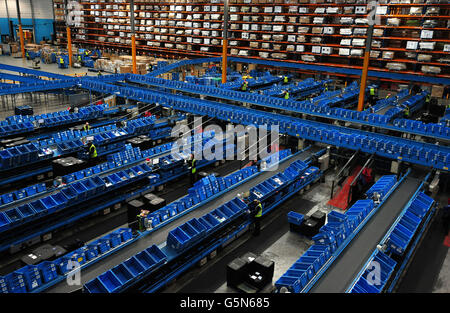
[59,57,65,66]
[251,199,263,236]
[78,55,82,64]
[369,87,376,105]
[425,94,432,111]
[241,80,248,92]
[86,142,98,166]
[83,122,90,131]
[26,51,30,60]
[190,154,198,186]
[283,76,289,84]
[404,106,410,117]
[324,83,328,92]
[284,90,290,100]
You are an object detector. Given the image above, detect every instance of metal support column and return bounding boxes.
[15,0,25,59]
[5,0,12,39]
[67,26,72,67]
[357,1,377,111]
[29,0,36,43]
[221,0,229,84]
[130,0,137,74]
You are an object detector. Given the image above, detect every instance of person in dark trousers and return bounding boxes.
[249,199,263,236]
[241,80,248,92]
[86,142,98,166]
[189,154,198,186]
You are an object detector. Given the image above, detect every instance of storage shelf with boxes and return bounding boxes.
[52,0,449,85]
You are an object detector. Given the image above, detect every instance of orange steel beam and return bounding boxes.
[222,0,229,84]
[222,39,228,84]
[357,50,370,111]
[67,26,72,67]
[357,4,376,112]
[132,35,137,74]
[19,24,25,59]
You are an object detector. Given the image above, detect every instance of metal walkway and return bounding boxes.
[47,146,320,293]
[310,169,427,293]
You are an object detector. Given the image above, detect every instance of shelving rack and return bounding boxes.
[53,0,449,84]
[53,0,68,45]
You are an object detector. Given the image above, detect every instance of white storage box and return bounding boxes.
[302,55,316,62]
[421,30,433,39]
[355,6,367,14]
[339,48,350,56]
[296,45,305,52]
[322,46,333,55]
[421,66,441,74]
[341,39,352,46]
[340,28,353,35]
[324,27,335,35]
[312,46,322,54]
[419,42,436,50]
[315,7,326,14]
[406,41,419,50]
[352,39,366,46]
[386,63,407,70]
[382,51,395,59]
[351,49,363,56]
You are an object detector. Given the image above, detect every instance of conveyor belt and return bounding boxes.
[310,169,426,293]
[47,146,320,293]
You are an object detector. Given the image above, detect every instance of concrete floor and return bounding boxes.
[434,251,450,293]
[0,55,98,77]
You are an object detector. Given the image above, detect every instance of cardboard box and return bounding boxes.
[431,85,444,98]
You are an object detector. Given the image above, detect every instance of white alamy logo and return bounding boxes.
[66,261,82,287]
[170,118,280,170]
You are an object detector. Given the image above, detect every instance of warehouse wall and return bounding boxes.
[0,0,54,43]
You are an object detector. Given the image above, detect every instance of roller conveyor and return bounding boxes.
[47,146,320,293]
[310,169,427,293]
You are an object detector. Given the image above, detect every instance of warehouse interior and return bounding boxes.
[0,0,449,296]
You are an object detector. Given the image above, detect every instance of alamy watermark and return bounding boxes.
[170,117,281,171]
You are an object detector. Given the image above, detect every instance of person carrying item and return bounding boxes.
[249,199,263,236]
[189,154,198,186]
[284,90,290,100]
[83,122,90,131]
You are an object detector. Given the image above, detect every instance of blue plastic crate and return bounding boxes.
[4,208,23,226]
[123,256,146,277]
[105,232,122,248]
[37,261,58,284]
[98,270,122,293]
[15,265,42,291]
[84,277,108,293]
[111,264,134,287]
[287,211,304,226]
